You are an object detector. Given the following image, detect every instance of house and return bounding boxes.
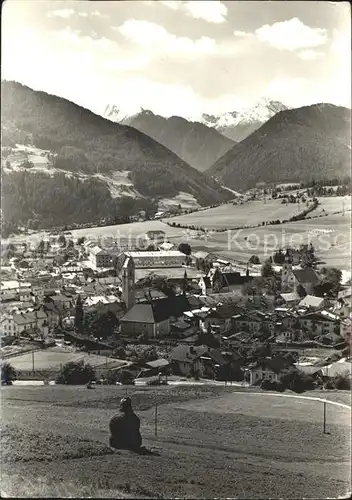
[168,345,209,376]
[0,280,19,302]
[201,304,242,335]
[222,331,252,349]
[199,269,252,295]
[134,288,168,303]
[281,260,320,294]
[279,292,301,307]
[246,356,294,385]
[334,287,352,318]
[144,230,166,247]
[0,314,16,337]
[285,248,301,265]
[46,294,74,312]
[12,310,49,337]
[193,251,218,262]
[158,242,175,251]
[298,311,340,336]
[232,310,275,334]
[36,302,61,328]
[120,303,171,338]
[89,246,112,268]
[198,349,230,379]
[295,268,320,294]
[298,295,328,310]
[340,317,351,342]
[170,318,197,337]
[18,283,32,302]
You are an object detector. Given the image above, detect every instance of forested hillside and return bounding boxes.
[1,81,231,228]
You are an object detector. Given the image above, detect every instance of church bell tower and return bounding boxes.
[122,255,135,310]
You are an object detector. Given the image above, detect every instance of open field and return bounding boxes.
[311,196,351,216]
[1,385,351,498]
[182,213,351,271]
[5,347,126,372]
[3,204,350,272]
[166,199,304,229]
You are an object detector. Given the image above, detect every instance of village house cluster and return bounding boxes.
[1,229,351,385]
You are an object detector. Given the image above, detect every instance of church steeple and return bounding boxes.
[182,269,188,296]
[122,256,135,310]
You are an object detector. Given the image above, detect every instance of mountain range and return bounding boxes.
[104,107,235,172]
[1,81,231,228]
[105,98,288,146]
[200,99,289,142]
[208,103,351,190]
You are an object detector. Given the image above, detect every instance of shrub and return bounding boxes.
[56,361,95,385]
[279,368,315,393]
[332,372,351,390]
[260,379,285,392]
[105,369,120,385]
[1,362,16,385]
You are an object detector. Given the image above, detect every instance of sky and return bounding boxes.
[2,0,351,120]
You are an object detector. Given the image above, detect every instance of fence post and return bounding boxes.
[155,400,158,437]
[323,401,327,434]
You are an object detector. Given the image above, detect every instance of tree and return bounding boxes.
[56,361,95,385]
[314,267,342,297]
[249,255,260,264]
[296,284,307,298]
[84,311,119,340]
[77,236,85,245]
[212,268,223,293]
[182,270,188,296]
[74,295,84,333]
[299,243,316,268]
[58,234,66,247]
[37,240,45,255]
[136,274,176,297]
[67,239,74,249]
[261,259,274,278]
[273,249,285,264]
[1,362,16,385]
[178,242,191,255]
[279,368,315,393]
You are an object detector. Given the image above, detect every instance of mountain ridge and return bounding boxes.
[104,107,236,172]
[1,81,232,228]
[207,102,351,190]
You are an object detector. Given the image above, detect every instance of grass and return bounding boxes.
[2,385,351,498]
[174,212,350,270]
[7,348,125,372]
[166,199,303,229]
[312,196,351,215]
[3,201,351,272]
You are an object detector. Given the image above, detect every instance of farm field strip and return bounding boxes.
[166,199,304,229]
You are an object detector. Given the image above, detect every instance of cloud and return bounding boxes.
[116,20,216,57]
[160,1,179,10]
[182,1,228,23]
[233,30,252,37]
[55,28,117,53]
[48,8,75,19]
[255,18,327,51]
[298,49,325,60]
[148,0,228,23]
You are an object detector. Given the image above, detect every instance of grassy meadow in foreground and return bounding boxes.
[1,385,350,499]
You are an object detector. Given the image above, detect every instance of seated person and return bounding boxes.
[109,397,142,451]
